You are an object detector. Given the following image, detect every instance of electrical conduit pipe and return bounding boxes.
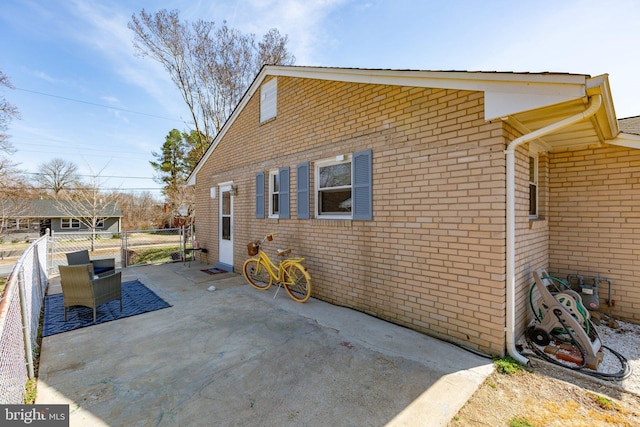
[504,94,602,365]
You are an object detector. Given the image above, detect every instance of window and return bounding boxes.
[260,78,277,122]
[316,157,352,217]
[61,218,80,229]
[95,219,105,229]
[269,170,280,218]
[256,167,289,219]
[529,155,538,218]
[314,150,372,220]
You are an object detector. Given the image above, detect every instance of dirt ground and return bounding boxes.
[448,359,640,427]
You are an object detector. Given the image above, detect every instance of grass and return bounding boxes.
[0,276,5,297]
[24,306,44,404]
[589,392,620,411]
[509,416,534,427]
[494,357,526,375]
[130,246,181,264]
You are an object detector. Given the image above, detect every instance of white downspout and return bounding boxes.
[505,94,602,365]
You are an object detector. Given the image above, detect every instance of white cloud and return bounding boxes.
[101,95,120,104]
[31,70,59,83]
[59,0,186,119]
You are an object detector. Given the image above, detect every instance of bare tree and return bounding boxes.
[0,68,27,242]
[56,166,119,251]
[35,158,80,198]
[128,9,295,143]
[1,68,20,149]
[0,68,21,185]
[113,191,164,230]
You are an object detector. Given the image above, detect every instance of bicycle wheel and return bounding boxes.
[283,263,312,303]
[243,258,272,290]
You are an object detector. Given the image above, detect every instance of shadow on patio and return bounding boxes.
[36,261,493,426]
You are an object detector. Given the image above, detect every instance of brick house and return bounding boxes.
[2,199,122,241]
[187,66,639,358]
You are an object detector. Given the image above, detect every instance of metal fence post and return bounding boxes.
[17,271,34,380]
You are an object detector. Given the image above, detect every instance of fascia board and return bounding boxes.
[267,66,588,121]
[186,66,591,184]
[608,132,640,149]
[586,74,618,139]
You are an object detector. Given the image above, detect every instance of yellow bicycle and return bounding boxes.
[243,233,312,303]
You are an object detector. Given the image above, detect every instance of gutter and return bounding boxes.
[504,94,602,365]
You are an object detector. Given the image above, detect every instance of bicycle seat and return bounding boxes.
[277,248,291,257]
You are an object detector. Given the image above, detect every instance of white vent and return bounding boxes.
[260,78,277,122]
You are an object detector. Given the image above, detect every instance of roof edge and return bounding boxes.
[187,66,599,183]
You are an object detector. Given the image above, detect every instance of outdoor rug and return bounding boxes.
[201,267,227,275]
[43,280,171,337]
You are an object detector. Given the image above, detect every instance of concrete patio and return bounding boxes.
[36,261,493,426]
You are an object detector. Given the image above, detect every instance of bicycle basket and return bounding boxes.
[247,242,259,256]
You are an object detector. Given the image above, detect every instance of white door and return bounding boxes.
[218,184,234,269]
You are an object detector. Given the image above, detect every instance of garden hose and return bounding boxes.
[525,277,631,380]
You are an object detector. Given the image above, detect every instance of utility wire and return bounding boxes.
[23,172,156,180]
[15,87,189,124]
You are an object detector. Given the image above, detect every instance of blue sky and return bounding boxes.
[1,0,639,197]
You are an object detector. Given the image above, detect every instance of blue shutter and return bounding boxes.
[279,166,290,219]
[296,162,310,219]
[352,149,372,220]
[256,172,265,218]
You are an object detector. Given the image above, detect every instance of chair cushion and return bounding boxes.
[93,266,114,275]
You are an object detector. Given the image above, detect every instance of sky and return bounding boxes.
[1,0,639,198]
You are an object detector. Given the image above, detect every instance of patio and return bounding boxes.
[36,261,493,426]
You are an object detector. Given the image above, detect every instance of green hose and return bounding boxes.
[529,276,590,334]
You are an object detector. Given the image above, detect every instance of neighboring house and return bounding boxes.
[1,199,122,241]
[186,66,640,358]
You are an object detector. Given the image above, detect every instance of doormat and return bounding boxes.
[43,280,171,337]
[201,268,227,275]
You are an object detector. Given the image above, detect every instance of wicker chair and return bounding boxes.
[66,250,115,277]
[58,264,122,323]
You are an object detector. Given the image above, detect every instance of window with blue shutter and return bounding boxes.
[352,149,372,220]
[279,166,290,219]
[296,162,310,219]
[256,172,265,218]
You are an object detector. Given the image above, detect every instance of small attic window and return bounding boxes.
[260,78,277,122]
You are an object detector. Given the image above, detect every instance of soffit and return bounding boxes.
[502,75,619,152]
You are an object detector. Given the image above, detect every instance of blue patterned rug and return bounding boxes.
[43,280,171,337]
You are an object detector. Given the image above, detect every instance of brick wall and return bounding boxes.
[549,145,640,323]
[194,76,510,355]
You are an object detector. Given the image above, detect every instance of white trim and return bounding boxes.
[609,132,640,149]
[186,66,614,187]
[61,218,80,229]
[268,169,280,218]
[314,154,353,219]
[218,183,234,268]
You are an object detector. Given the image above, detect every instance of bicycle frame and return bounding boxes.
[244,233,312,303]
[255,248,304,284]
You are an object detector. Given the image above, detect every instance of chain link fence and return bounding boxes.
[122,228,183,267]
[0,228,189,403]
[0,235,49,404]
[49,231,122,273]
[50,228,186,270]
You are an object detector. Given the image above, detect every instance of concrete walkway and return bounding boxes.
[37,262,493,426]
